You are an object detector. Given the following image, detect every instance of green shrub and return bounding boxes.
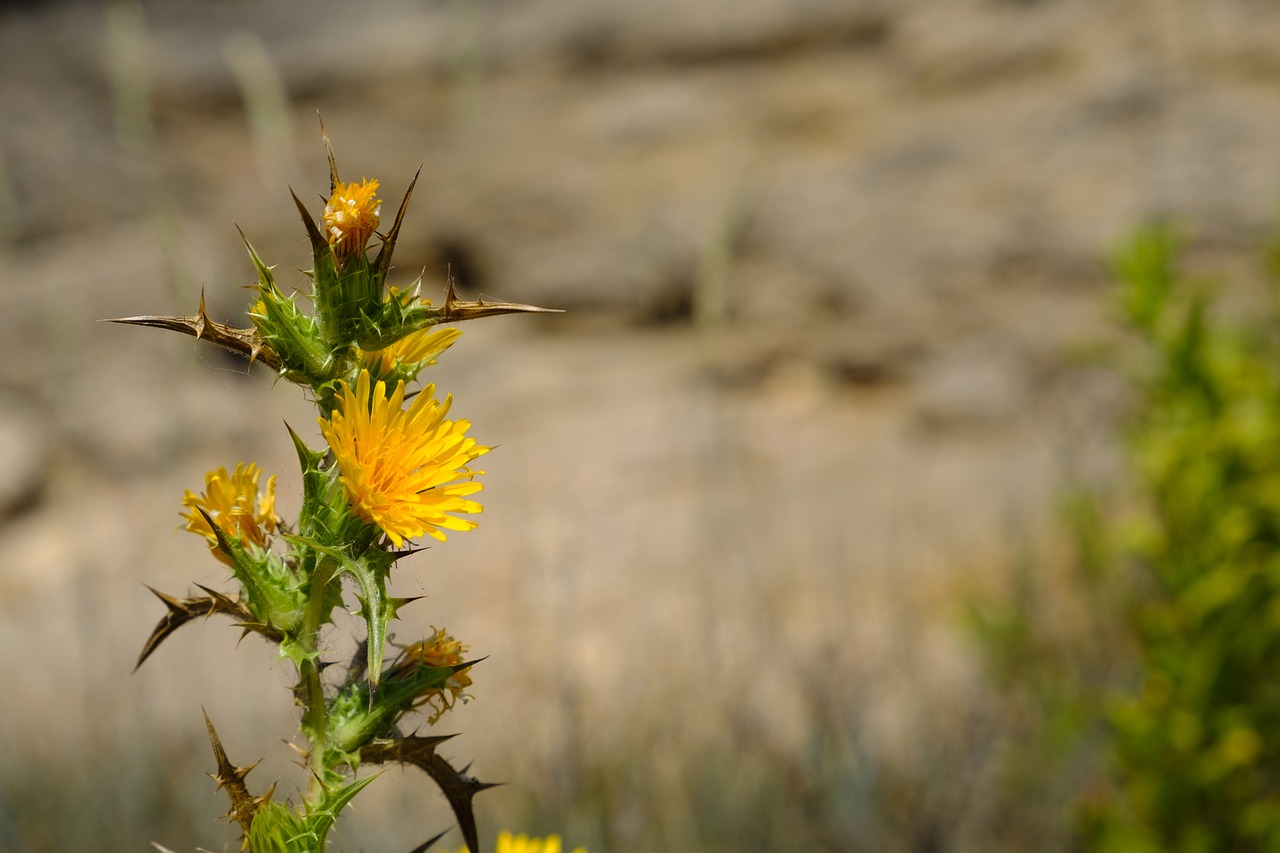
[1083,224,1280,851]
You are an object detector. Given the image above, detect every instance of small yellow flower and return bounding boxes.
[455,831,587,853]
[323,178,381,257]
[318,369,488,548]
[389,626,474,723]
[360,326,462,377]
[181,463,280,562]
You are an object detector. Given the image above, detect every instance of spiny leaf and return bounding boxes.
[319,112,340,196]
[291,187,329,259]
[236,226,277,291]
[204,709,275,848]
[196,507,239,564]
[305,773,380,850]
[372,164,421,282]
[360,735,500,853]
[359,733,455,767]
[320,546,396,690]
[286,424,343,541]
[193,507,302,632]
[438,275,562,323]
[353,579,390,692]
[136,585,283,670]
[351,275,561,352]
[107,290,282,371]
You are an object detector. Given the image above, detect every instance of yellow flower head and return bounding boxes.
[455,831,587,853]
[360,326,462,377]
[318,369,488,548]
[390,626,474,723]
[181,463,280,562]
[323,178,381,257]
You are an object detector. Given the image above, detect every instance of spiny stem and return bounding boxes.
[301,659,327,805]
[300,556,338,806]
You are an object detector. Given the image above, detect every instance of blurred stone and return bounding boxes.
[913,343,1032,432]
[0,388,51,517]
[894,1,1073,94]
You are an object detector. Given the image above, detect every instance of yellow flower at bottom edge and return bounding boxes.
[180,462,280,562]
[454,831,587,853]
[318,369,489,549]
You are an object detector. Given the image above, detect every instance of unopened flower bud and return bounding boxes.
[323,179,381,262]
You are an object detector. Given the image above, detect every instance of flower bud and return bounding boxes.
[323,179,381,263]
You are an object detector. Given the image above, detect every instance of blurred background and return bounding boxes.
[4,0,1280,850]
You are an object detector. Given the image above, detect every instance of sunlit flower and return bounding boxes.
[181,463,280,562]
[318,369,488,548]
[323,178,381,257]
[389,626,474,723]
[454,831,587,853]
[359,326,462,377]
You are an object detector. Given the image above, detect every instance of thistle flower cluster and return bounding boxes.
[115,127,558,853]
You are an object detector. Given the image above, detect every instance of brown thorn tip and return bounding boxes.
[407,830,451,853]
[320,114,340,193]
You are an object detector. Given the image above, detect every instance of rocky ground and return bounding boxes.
[4,0,1280,850]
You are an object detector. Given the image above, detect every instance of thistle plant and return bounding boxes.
[113,125,558,852]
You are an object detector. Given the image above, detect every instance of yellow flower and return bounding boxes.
[359,326,462,377]
[388,626,474,723]
[181,463,280,562]
[323,178,381,257]
[455,831,587,853]
[318,369,488,548]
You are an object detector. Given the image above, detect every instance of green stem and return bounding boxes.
[300,660,327,806]
[300,556,338,806]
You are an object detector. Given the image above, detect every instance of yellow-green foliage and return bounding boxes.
[1087,225,1280,851]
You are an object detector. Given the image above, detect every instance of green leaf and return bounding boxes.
[306,773,381,850]
[287,426,339,538]
[344,549,396,690]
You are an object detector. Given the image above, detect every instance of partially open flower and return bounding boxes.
[323,178,381,259]
[389,626,473,723]
[181,463,280,562]
[318,369,488,548]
